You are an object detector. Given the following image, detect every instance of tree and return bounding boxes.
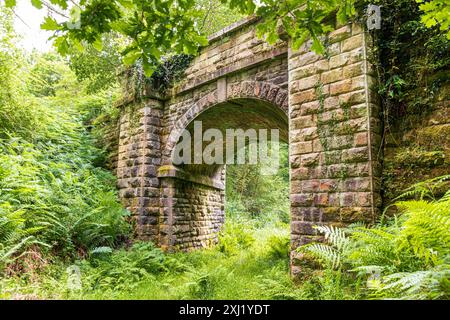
[4,0,356,76]
[67,33,124,93]
[4,0,448,78]
[416,0,450,40]
[65,1,243,93]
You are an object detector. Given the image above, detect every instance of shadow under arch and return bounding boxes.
[157,81,290,250]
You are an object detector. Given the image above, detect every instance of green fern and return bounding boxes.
[315,225,351,252]
[303,243,343,270]
[378,265,450,299]
[297,175,450,299]
[300,225,352,270]
[394,174,450,201]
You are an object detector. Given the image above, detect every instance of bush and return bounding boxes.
[300,176,450,299]
[217,218,255,255]
[79,242,166,292]
[267,233,290,259]
[0,114,130,259]
[0,12,130,266]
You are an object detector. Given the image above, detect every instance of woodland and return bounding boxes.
[0,0,449,300]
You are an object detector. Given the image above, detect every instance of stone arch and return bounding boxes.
[115,18,382,270]
[162,81,289,165]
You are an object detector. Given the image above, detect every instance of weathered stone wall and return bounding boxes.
[173,16,287,94]
[287,22,382,275]
[159,177,225,250]
[382,99,450,205]
[161,16,289,165]
[116,100,163,241]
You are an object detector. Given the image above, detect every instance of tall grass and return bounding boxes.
[0,217,298,300]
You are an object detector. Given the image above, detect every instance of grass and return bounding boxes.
[0,219,304,300]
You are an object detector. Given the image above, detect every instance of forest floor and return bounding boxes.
[0,219,314,300]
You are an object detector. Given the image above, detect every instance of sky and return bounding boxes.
[12,0,54,52]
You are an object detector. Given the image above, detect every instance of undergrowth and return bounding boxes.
[0,218,298,300]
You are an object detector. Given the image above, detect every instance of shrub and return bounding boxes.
[80,242,166,292]
[299,176,450,299]
[266,233,290,259]
[217,218,255,255]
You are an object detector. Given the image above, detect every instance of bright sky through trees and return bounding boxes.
[12,0,51,51]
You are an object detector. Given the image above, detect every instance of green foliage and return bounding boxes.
[65,1,242,90]
[417,0,450,39]
[217,218,255,255]
[0,110,130,258]
[196,0,244,35]
[0,12,130,270]
[393,174,450,201]
[8,0,207,77]
[0,205,46,272]
[81,242,166,292]
[222,0,356,53]
[300,176,450,299]
[226,143,290,225]
[0,0,353,75]
[0,10,37,139]
[0,219,296,300]
[144,54,194,92]
[185,265,231,299]
[373,0,450,121]
[266,233,290,259]
[5,0,449,78]
[26,53,66,97]
[68,34,124,93]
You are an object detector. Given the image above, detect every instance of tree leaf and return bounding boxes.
[49,0,68,10]
[54,36,69,55]
[122,50,141,65]
[311,36,325,55]
[142,60,156,77]
[292,30,309,51]
[31,0,43,9]
[92,38,103,51]
[41,16,61,31]
[5,0,16,7]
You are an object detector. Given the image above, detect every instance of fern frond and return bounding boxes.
[315,225,351,252]
[303,243,342,269]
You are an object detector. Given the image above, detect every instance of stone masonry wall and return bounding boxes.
[173,16,287,94]
[116,99,163,241]
[382,99,450,206]
[159,178,225,250]
[115,17,383,268]
[161,16,289,164]
[288,22,382,275]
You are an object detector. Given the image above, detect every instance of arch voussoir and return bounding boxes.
[163,81,288,166]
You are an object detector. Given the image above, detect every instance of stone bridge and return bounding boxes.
[115,16,381,273]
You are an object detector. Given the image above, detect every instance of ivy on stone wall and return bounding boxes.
[365,0,450,205]
[369,0,449,123]
[146,54,194,92]
[129,54,194,96]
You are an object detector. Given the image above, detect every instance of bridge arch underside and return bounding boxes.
[158,97,289,251]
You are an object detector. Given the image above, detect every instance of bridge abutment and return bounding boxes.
[288,23,382,275]
[116,98,163,242]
